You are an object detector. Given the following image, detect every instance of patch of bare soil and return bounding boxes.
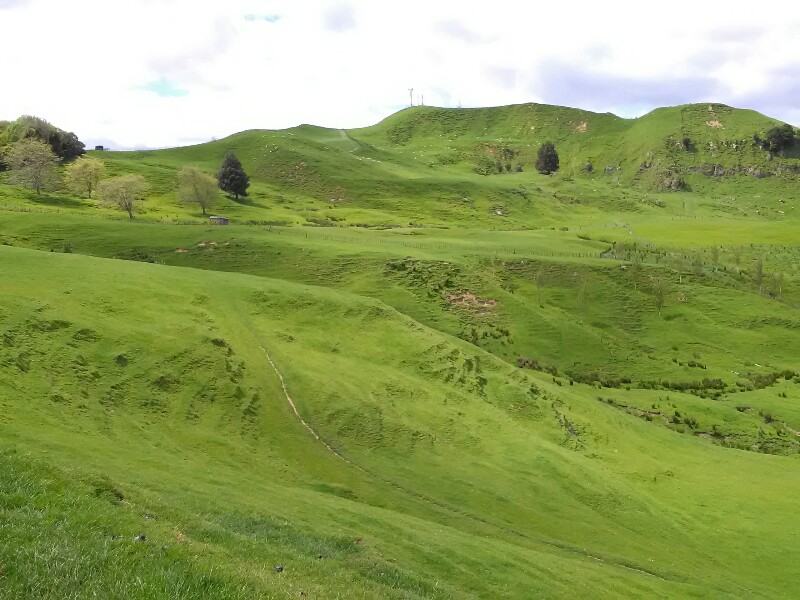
[625,406,670,425]
[574,121,587,133]
[446,291,498,311]
[706,119,724,128]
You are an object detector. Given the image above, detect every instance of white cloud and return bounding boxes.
[1,0,798,148]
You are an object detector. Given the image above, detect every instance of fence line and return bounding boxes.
[260,225,603,259]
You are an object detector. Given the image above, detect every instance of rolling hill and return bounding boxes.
[1,102,799,598]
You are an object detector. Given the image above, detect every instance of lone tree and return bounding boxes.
[97,175,148,220]
[5,138,59,195]
[178,166,218,215]
[652,277,666,316]
[754,255,764,293]
[65,156,105,197]
[535,142,559,174]
[216,152,249,199]
[762,124,795,154]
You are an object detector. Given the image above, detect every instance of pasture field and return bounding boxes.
[1,102,799,598]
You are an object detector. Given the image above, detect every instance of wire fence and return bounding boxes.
[259,225,605,259]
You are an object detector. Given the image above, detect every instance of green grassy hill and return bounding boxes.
[6,101,792,229]
[2,246,799,599]
[1,102,799,598]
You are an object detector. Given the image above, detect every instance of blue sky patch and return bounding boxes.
[245,14,281,23]
[142,77,188,98]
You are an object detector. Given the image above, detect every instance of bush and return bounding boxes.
[473,156,495,175]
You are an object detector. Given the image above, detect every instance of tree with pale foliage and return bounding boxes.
[4,138,59,195]
[652,277,666,316]
[178,167,218,215]
[65,156,105,197]
[97,175,148,220]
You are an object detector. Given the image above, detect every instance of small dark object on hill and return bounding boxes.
[143,514,154,520]
[273,565,284,573]
[134,534,147,542]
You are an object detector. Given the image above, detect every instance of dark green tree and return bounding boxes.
[535,142,559,174]
[216,152,250,199]
[762,124,795,153]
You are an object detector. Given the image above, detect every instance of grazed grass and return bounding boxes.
[1,101,799,597]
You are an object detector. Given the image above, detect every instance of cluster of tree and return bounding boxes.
[475,143,560,176]
[3,139,104,198]
[495,146,523,173]
[1,115,89,195]
[2,137,149,219]
[176,151,250,216]
[2,126,253,219]
[0,115,84,164]
[754,124,796,154]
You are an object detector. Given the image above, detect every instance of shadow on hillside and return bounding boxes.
[227,194,255,206]
[27,192,87,209]
[781,145,800,160]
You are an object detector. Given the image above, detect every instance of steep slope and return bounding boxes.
[355,103,798,187]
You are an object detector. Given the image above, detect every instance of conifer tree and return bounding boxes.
[216,152,250,199]
[535,142,559,175]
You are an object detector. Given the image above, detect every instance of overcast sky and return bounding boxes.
[1,0,798,148]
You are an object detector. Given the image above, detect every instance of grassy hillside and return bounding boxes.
[5,101,794,229]
[1,102,800,597]
[2,246,800,599]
